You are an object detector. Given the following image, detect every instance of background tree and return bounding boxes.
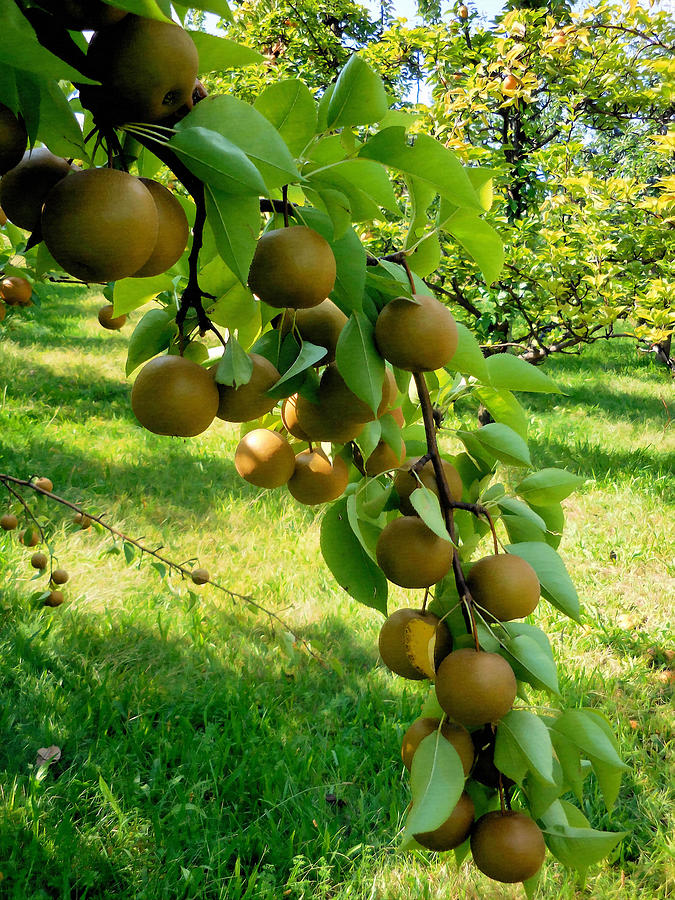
[214,0,675,368]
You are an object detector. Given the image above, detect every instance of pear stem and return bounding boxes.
[413,371,478,641]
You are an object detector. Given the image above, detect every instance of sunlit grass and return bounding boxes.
[0,292,672,899]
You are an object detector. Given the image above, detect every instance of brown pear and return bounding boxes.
[378,608,452,680]
[395,457,463,515]
[467,553,540,621]
[401,717,474,774]
[191,568,209,585]
[0,148,72,232]
[376,517,453,589]
[98,305,127,331]
[0,277,32,306]
[435,649,516,728]
[212,354,280,423]
[414,791,475,851]
[294,392,364,444]
[31,552,48,570]
[133,179,189,277]
[131,355,219,437]
[287,449,349,505]
[281,394,310,440]
[34,477,53,492]
[51,569,69,585]
[0,514,18,530]
[248,226,336,309]
[45,590,65,607]
[42,168,159,282]
[375,293,458,372]
[0,104,27,175]
[280,299,347,363]
[470,810,546,883]
[234,429,295,488]
[365,439,406,476]
[88,15,199,124]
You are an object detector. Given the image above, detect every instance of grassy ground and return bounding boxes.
[0,290,672,900]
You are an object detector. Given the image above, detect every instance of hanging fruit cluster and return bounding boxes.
[0,2,627,888]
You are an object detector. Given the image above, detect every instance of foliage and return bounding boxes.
[0,0,648,891]
[213,0,675,362]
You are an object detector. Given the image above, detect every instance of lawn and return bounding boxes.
[0,289,673,899]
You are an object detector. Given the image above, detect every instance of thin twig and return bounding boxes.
[0,475,325,666]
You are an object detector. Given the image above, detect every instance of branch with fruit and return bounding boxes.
[0,0,627,889]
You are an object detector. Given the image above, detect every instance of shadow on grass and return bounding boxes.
[524,382,672,427]
[527,433,674,501]
[0,588,401,899]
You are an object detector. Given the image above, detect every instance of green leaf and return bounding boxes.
[501,515,547,544]
[175,0,233,20]
[498,499,547,532]
[528,502,565,549]
[402,732,465,846]
[447,322,489,381]
[216,336,253,388]
[0,5,94,84]
[200,255,260,346]
[335,312,384,415]
[269,341,326,398]
[587,754,624,811]
[466,167,496,212]
[486,354,561,393]
[346,494,380,562]
[189,32,263,71]
[474,386,528,440]
[320,498,387,615]
[501,634,560,695]
[33,78,87,160]
[551,710,627,770]
[170,127,267,196]
[113,273,173,317]
[303,186,352,240]
[254,79,317,156]
[506,542,580,621]
[327,54,388,128]
[440,207,504,284]
[356,420,382,461]
[379,411,403,456]
[125,309,176,376]
[410,487,454,544]
[496,710,556,785]
[516,468,585,505]
[204,187,260,285]
[359,127,482,212]
[307,159,399,220]
[542,822,626,872]
[177,95,300,189]
[550,731,585,802]
[473,423,531,467]
[524,761,564,819]
[295,207,366,313]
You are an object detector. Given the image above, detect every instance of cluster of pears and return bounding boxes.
[131,222,458,510]
[0,145,189,283]
[378,552,546,883]
[1,476,70,607]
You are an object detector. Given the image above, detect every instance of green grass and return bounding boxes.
[0,291,673,899]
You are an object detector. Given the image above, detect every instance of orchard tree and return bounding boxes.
[0,0,628,892]
[212,0,675,368]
